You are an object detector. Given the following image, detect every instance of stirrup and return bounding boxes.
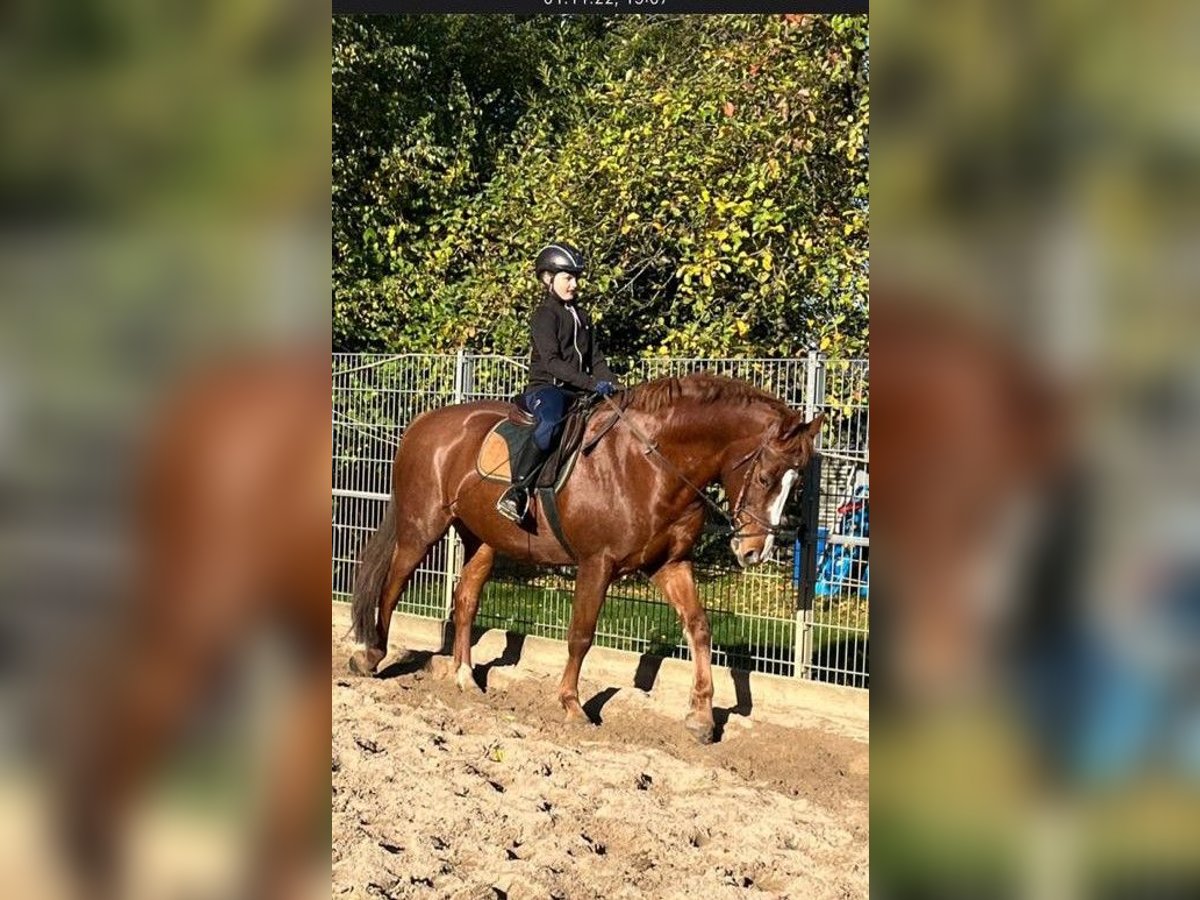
[496,487,528,523]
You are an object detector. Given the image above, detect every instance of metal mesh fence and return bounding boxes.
[807,358,870,686]
[332,352,868,688]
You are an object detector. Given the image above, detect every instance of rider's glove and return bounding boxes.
[594,381,617,397]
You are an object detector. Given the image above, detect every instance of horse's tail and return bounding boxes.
[350,499,397,646]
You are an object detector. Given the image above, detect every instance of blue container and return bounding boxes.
[797,526,829,588]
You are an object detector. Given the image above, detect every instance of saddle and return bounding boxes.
[475,394,596,491]
[475,393,621,557]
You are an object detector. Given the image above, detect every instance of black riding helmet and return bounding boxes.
[534,242,586,277]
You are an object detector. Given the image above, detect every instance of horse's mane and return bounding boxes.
[622,372,790,415]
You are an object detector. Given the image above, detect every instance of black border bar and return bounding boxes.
[335,2,867,14]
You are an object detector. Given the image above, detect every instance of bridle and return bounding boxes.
[727,440,801,543]
[600,395,803,541]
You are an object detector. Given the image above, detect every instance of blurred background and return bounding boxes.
[871,1,1200,897]
[4,1,1199,897]
[0,1,330,897]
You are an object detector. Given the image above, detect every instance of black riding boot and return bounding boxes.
[496,440,547,523]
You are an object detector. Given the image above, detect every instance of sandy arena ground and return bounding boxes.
[331,613,868,900]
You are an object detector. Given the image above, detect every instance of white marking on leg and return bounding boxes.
[456,663,474,692]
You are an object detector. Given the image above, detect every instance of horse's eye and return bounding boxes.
[756,472,771,487]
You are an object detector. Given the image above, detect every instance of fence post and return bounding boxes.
[804,349,827,422]
[443,350,467,620]
[795,452,822,678]
[795,351,825,678]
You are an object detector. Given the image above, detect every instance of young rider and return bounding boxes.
[497,242,621,522]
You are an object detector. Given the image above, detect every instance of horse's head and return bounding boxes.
[728,410,824,568]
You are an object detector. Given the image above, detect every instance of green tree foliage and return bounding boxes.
[333,14,868,358]
[333,16,603,348]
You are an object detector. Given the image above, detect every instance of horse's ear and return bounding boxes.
[778,411,824,443]
[805,412,825,439]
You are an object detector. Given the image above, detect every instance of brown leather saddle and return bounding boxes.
[477,393,621,558]
[475,393,602,492]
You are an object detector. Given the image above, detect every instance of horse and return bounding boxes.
[348,372,823,744]
[54,350,331,899]
[870,296,1074,701]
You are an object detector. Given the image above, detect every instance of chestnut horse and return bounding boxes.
[349,373,823,743]
[55,350,330,899]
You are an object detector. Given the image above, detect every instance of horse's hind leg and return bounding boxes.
[450,533,496,693]
[652,561,715,744]
[351,513,449,675]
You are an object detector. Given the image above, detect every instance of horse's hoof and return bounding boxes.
[456,664,483,694]
[563,703,591,726]
[685,714,715,745]
[348,650,380,676]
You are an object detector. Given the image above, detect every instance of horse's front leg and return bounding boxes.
[652,560,715,743]
[558,557,614,723]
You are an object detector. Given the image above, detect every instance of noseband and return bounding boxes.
[729,440,799,543]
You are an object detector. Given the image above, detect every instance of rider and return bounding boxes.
[496,242,622,522]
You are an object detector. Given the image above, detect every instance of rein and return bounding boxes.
[599,395,789,541]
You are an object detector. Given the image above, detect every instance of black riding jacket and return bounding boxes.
[525,293,616,393]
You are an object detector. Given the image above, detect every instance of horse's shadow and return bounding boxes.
[377,650,435,680]
[712,668,754,742]
[634,653,664,692]
[598,650,756,742]
[582,687,620,725]
[471,630,526,691]
[374,627,529,687]
[578,652,665,726]
[373,635,758,744]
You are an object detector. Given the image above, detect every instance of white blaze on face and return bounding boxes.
[761,468,798,560]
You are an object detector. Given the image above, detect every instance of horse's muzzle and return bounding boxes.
[732,541,761,568]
